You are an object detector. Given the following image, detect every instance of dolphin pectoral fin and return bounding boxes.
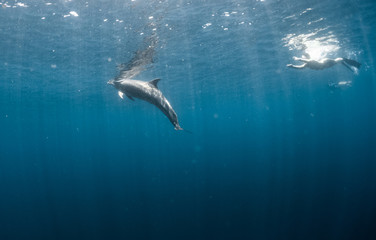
[118,91,134,101]
[126,95,135,101]
[118,91,124,99]
[149,78,161,89]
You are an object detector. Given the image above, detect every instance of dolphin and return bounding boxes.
[108,78,183,130]
[108,34,184,131]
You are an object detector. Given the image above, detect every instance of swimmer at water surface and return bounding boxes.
[287,56,361,71]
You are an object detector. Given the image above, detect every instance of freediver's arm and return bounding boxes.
[287,63,307,69]
[293,56,310,63]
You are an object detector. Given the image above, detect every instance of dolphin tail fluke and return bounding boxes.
[175,125,183,131]
[175,125,193,134]
[183,129,193,134]
[343,58,361,69]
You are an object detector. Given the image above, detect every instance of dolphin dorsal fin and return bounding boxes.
[149,78,161,88]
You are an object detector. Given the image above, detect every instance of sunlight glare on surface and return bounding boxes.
[283,29,340,60]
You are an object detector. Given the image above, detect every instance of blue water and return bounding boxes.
[1,0,376,239]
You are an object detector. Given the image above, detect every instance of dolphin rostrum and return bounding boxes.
[108,35,183,130]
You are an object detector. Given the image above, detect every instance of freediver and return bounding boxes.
[287,56,361,71]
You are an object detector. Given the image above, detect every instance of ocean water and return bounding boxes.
[0,0,376,239]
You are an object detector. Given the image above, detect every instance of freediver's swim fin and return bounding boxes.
[343,58,361,69]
